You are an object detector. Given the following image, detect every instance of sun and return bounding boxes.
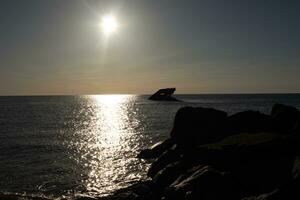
[100,15,118,35]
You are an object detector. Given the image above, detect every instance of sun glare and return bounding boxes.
[101,15,118,35]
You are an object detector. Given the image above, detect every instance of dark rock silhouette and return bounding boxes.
[165,166,240,200]
[170,106,228,148]
[149,88,180,101]
[147,146,181,178]
[242,178,300,200]
[271,103,300,133]
[97,103,300,200]
[152,162,184,195]
[227,110,274,134]
[180,133,295,195]
[137,138,174,159]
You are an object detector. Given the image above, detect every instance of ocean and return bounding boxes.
[0,94,300,199]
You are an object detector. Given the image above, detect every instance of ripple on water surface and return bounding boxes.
[63,95,150,196]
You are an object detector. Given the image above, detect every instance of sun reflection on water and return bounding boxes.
[66,95,147,196]
[93,95,129,148]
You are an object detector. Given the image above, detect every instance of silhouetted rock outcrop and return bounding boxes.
[164,165,240,200]
[170,106,228,148]
[271,103,300,133]
[100,103,300,200]
[227,110,274,134]
[152,162,184,195]
[137,138,174,159]
[242,178,300,200]
[149,88,180,101]
[147,146,181,178]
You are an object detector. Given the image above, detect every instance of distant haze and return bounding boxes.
[0,0,300,95]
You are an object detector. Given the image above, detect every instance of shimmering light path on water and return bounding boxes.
[1,94,300,198]
[64,95,148,196]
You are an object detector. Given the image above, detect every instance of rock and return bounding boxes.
[180,146,229,170]
[227,111,274,134]
[152,162,184,194]
[231,151,294,196]
[0,193,52,200]
[75,194,98,200]
[180,132,296,196]
[125,182,155,200]
[137,138,175,159]
[148,88,180,101]
[242,178,300,200]
[110,191,139,200]
[147,147,181,178]
[282,133,300,155]
[241,190,279,200]
[167,165,207,189]
[271,103,300,133]
[170,106,228,148]
[292,156,300,179]
[164,165,240,200]
[97,104,300,200]
[95,181,155,200]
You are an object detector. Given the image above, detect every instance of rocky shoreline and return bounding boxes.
[95,103,300,200]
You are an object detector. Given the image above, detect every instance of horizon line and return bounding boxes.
[1,92,300,97]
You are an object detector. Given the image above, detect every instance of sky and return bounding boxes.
[0,0,300,95]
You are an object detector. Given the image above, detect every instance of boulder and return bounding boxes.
[241,190,279,200]
[147,147,181,178]
[292,156,300,179]
[180,146,230,170]
[227,111,274,134]
[137,138,175,159]
[242,178,300,200]
[124,182,155,200]
[98,182,155,200]
[170,107,228,148]
[152,162,184,194]
[108,191,139,200]
[164,165,240,200]
[271,103,300,133]
[181,133,296,196]
[75,195,98,200]
[230,152,294,196]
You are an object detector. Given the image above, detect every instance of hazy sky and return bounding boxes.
[1,0,300,95]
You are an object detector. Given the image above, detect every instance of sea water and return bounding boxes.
[0,94,300,198]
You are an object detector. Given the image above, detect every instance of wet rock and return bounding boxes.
[241,190,279,200]
[95,181,156,200]
[170,107,228,148]
[147,147,181,178]
[125,182,155,200]
[0,193,52,200]
[271,103,300,133]
[227,111,274,134]
[137,138,175,159]
[75,194,98,200]
[152,162,184,194]
[110,191,139,200]
[164,165,240,200]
